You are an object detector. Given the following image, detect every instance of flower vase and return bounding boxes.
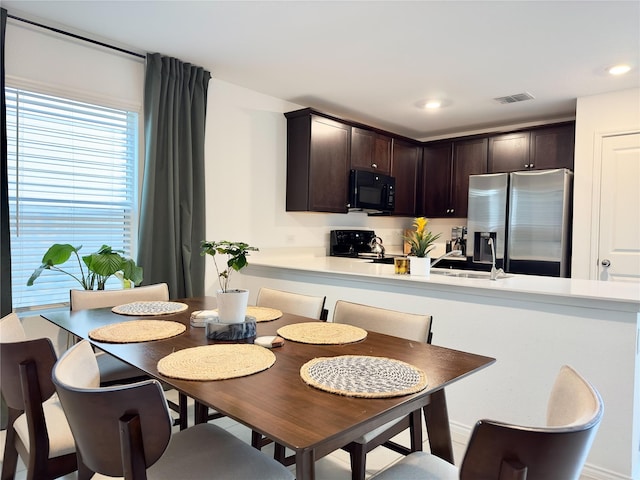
[409,256,431,277]
[216,289,249,323]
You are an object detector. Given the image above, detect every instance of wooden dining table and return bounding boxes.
[43,297,495,480]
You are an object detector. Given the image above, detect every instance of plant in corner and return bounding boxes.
[403,217,441,258]
[201,240,259,292]
[27,244,143,290]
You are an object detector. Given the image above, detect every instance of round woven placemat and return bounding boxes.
[112,301,189,316]
[247,306,282,322]
[300,355,428,398]
[277,322,367,345]
[89,320,186,343]
[157,344,276,381]
[211,306,282,322]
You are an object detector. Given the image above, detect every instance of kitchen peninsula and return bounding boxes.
[237,248,640,480]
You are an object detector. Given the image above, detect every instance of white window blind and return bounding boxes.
[6,88,138,309]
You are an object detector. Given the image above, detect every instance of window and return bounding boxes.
[6,88,138,309]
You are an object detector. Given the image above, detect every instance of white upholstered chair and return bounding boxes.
[256,287,327,320]
[372,365,603,480]
[332,300,433,480]
[251,287,327,454]
[52,340,294,480]
[68,283,169,380]
[67,283,188,430]
[0,312,77,480]
[68,283,170,385]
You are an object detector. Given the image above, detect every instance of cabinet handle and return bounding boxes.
[371,163,378,169]
[529,163,534,168]
[601,259,611,267]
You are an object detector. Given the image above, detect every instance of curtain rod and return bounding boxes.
[8,13,146,59]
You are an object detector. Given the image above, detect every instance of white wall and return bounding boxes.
[573,88,640,279]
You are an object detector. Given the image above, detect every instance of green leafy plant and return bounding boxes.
[27,244,143,290]
[201,240,259,292]
[403,217,441,257]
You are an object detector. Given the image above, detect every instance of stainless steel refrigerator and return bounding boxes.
[467,168,573,277]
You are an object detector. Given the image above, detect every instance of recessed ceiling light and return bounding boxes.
[608,64,631,75]
[424,100,442,109]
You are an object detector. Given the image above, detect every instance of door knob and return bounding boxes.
[601,259,611,267]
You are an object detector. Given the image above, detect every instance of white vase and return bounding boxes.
[216,289,249,323]
[409,256,431,277]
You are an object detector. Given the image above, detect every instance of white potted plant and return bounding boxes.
[201,240,258,323]
[403,217,441,277]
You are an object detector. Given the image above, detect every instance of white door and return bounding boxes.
[598,133,640,281]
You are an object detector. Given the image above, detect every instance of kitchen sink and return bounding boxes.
[368,257,396,264]
[431,269,512,279]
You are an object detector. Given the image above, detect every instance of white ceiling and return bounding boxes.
[4,0,639,140]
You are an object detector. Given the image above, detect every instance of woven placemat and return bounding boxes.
[211,306,282,322]
[89,320,186,343]
[300,355,428,398]
[277,322,367,345]
[247,306,282,322]
[157,344,276,381]
[112,301,189,316]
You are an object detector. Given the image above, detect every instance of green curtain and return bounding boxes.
[138,53,211,298]
[1,8,12,317]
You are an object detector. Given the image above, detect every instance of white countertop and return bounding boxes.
[246,248,640,310]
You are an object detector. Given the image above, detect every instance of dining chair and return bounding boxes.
[332,300,433,480]
[371,364,603,480]
[52,340,294,480]
[0,312,77,480]
[68,283,188,430]
[250,287,328,453]
[256,287,328,320]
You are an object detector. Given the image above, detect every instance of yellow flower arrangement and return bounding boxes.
[403,217,441,258]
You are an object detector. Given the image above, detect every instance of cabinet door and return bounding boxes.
[451,138,488,218]
[308,116,350,213]
[351,127,391,174]
[391,140,421,217]
[421,142,452,217]
[529,124,575,170]
[488,132,530,173]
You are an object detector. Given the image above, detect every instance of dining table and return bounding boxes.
[43,296,495,480]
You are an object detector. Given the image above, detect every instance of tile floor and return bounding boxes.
[1,389,463,479]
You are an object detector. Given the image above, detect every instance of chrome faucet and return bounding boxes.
[430,250,463,268]
[487,238,505,281]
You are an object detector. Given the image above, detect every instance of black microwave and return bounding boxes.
[348,169,395,212]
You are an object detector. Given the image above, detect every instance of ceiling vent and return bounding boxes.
[493,92,535,104]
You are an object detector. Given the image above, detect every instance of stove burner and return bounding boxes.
[329,230,377,257]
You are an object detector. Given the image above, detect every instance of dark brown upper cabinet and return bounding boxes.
[488,131,530,173]
[285,107,574,217]
[285,110,351,213]
[351,127,392,175]
[390,139,421,217]
[529,123,575,171]
[421,138,488,218]
[488,123,575,173]
[421,142,452,218]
